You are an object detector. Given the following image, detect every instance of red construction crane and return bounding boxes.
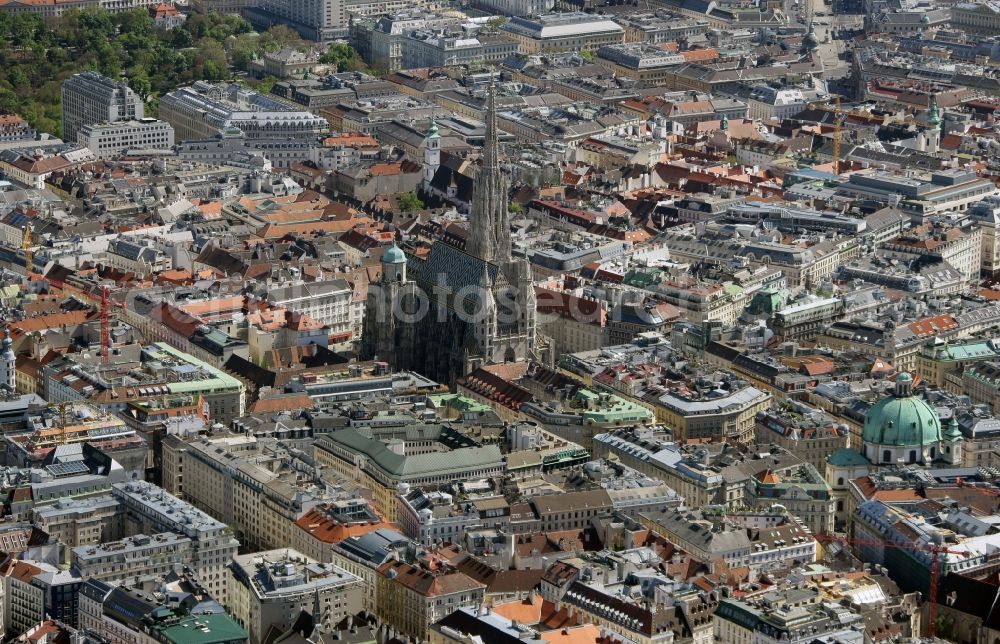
[100,285,110,365]
[813,533,967,638]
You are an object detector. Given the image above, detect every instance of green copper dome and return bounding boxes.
[862,373,941,447]
[382,242,406,264]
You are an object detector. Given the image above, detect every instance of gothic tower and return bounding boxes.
[466,82,512,264]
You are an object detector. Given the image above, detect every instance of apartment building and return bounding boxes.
[31,495,121,550]
[71,533,193,583]
[228,549,363,644]
[375,560,485,640]
[0,0,159,17]
[112,481,239,605]
[754,402,849,471]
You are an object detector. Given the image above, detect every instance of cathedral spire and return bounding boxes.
[467,75,511,264]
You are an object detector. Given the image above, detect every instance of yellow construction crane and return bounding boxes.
[832,96,842,173]
[22,223,32,277]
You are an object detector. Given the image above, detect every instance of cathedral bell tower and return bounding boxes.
[1,329,15,392]
[423,117,440,191]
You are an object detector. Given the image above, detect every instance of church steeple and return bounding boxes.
[1,328,14,392]
[467,78,511,264]
[927,94,941,130]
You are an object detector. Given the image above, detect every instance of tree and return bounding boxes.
[193,37,229,81]
[0,5,267,135]
[509,201,523,214]
[579,49,594,60]
[252,75,279,94]
[258,25,304,53]
[127,74,152,102]
[228,32,261,71]
[320,42,364,72]
[398,192,424,213]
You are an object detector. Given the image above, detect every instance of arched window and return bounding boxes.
[837,477,844,486]
[929,447,936,459]
[909,450,918,463]
[883,450,891,463]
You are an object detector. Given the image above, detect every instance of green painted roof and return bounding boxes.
[154,613,248,644]
[826,447,870,467]
[317,427,504,479]
[943,417,962,441]
[576,389,652,423]
[427,393,492,414]
[925,341,999,362]
[862,374,941,448]
[382,242,406,264]
[144,343,244,395]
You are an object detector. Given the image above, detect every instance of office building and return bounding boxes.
[61,72,144,144]
[401,31,518,70]
[158,82,329,167]
[837,169,997,216]
[247,0,347,41]
[77,118,174,160]
[265,280,355,340]
[31,495,121,549]
[2,560,44,639]
[501,12,624,54]
[313,426,505,520]
[330,529,411,611]
[471,0,552,15]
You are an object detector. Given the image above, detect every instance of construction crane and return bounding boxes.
[22,223,32,277]
[814,533,967,638]
[96,285,125,364]
[832,96,842,174]
[100,285,111,365]
[52,280,124,363]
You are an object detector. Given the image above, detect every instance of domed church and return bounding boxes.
[826,372,962,530]
[861,372,958,466]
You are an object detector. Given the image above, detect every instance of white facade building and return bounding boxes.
[77,118,174,159]
[265,279,354,337]
[472,0,552,16]
[61,71,144,144]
